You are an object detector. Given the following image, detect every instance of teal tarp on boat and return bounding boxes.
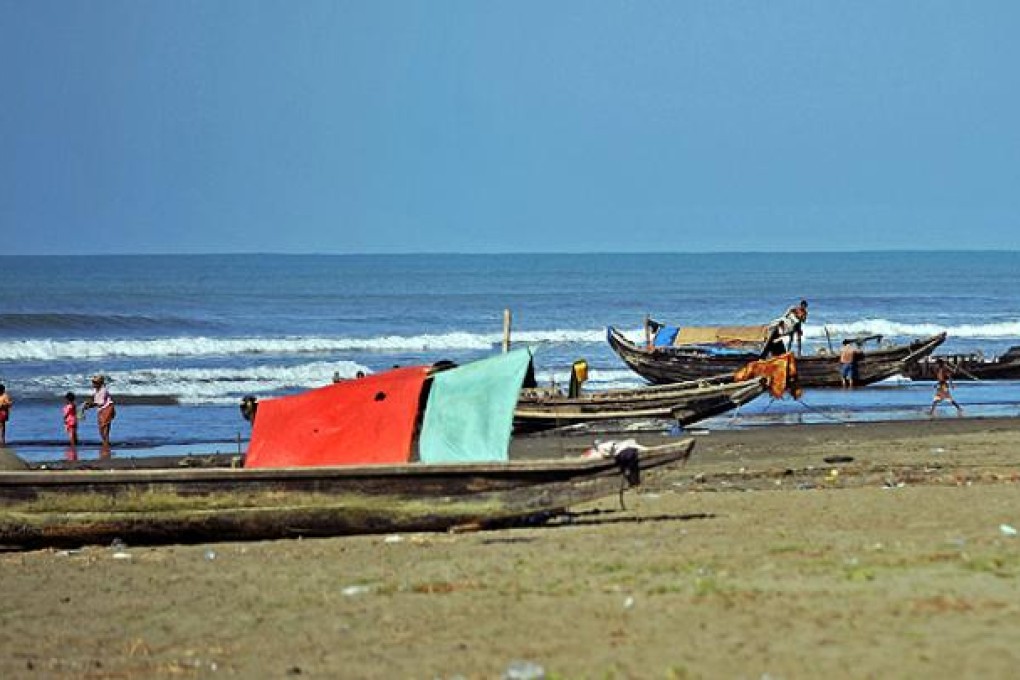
[418,348,532,464]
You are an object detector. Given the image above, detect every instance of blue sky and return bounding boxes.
[2,1,1017,255]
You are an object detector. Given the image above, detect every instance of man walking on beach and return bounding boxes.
[929,359,963,417]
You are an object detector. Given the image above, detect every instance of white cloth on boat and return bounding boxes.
[583,438,645,459]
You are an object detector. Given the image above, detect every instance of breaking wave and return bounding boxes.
[2,318,1017,364]
[807,318,1020,340]
[0,329,608,362]
[24,361,371,405]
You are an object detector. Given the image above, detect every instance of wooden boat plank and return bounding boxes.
[0,441,694,548]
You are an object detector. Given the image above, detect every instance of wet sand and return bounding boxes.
[3,417,1020,678]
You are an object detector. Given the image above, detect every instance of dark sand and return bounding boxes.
[3,417,1020,678]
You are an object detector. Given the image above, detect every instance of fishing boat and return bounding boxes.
[904,346,1020,381]
[1,349,697,548]
[607,324,947,388]
[0,439,693,549]
[514,376,767,434]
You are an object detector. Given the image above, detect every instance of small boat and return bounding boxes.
[904,346,1020,381]
[0,439,694,549]
[1,349,697,549]
[513,376,768,434]
[607,324,947,388]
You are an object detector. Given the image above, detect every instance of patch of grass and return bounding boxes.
[961,554,1019,578]
[843,565,876,582]
[693,575,724,597]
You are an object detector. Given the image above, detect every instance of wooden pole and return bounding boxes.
[502,308,512,353]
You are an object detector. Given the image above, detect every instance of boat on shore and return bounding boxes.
[607,324,947,388]
[514,376,767,434]
[1,350,698,549]
[0,440,694,549]
[904,346,1020,381]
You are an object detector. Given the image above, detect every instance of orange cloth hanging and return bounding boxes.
[734,353,801,399]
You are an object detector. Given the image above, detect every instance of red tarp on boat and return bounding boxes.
[245,366,430,468]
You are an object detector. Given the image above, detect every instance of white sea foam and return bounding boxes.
[27,361,371,404]
[3,319,1016,364]
[0,329,611,362]
[533,367,645,391]
[807,318,1020,340]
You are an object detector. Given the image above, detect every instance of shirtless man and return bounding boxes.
[929,359,963,416]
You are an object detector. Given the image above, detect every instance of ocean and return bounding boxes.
[3,252,1020,462]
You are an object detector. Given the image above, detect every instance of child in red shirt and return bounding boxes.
[63,392,79,447]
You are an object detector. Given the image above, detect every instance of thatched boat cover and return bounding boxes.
[419,348,532,464]
[245,366,431,468]
[675,325,769,346]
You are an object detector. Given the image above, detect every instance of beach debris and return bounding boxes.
[931,447,946,454]
[383,534,404,544]
[623,595,635,610]
[1000,524,1018,537]
[341,584,373,597]
[204,549,217,561]
[823,455,854,464]
[109,537,131,560]
[503,659,546,680]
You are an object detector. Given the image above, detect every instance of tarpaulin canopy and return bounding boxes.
[418,348,532,464]
[245,366,430,468]
[675,325,769,346]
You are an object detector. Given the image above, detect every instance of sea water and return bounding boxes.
[2,252,1019,461]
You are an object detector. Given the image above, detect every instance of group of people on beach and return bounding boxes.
[795,300,962,415]
[0,375,116,451]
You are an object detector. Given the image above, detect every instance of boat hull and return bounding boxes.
[514,378,766,433]
[0,441,693,549]
[607,328,947,388]
[905,353,1020,381]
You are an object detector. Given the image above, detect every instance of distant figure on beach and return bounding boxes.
[240,395,258,424]
[929,359,963,417]
[82,375,116,448]
[332,371,342,383]
[839,339,862,388]
[63,392,79,447]
[0,384,12,446]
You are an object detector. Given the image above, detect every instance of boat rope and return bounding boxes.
[760,396,852,424]
[792,397,852,424]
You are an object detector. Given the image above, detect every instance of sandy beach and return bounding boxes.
[2,416,1020,678]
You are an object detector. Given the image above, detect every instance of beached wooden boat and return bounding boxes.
[904,346,1020,381]
[513,377,767,434]
[0,440,693,549]
[607,327,947,388]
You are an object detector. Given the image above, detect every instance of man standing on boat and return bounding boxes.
[784,299,809,355]
[763,299,809,357]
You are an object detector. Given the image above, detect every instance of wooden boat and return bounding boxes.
[513,377,767,434]
[0,440,693,549]
[607,326,947,388]
[904,346,1020,381]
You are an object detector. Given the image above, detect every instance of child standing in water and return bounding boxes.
[63,392,79,447]
[0,384,11,446]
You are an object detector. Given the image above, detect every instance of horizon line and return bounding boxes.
[2,248,1019,258]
